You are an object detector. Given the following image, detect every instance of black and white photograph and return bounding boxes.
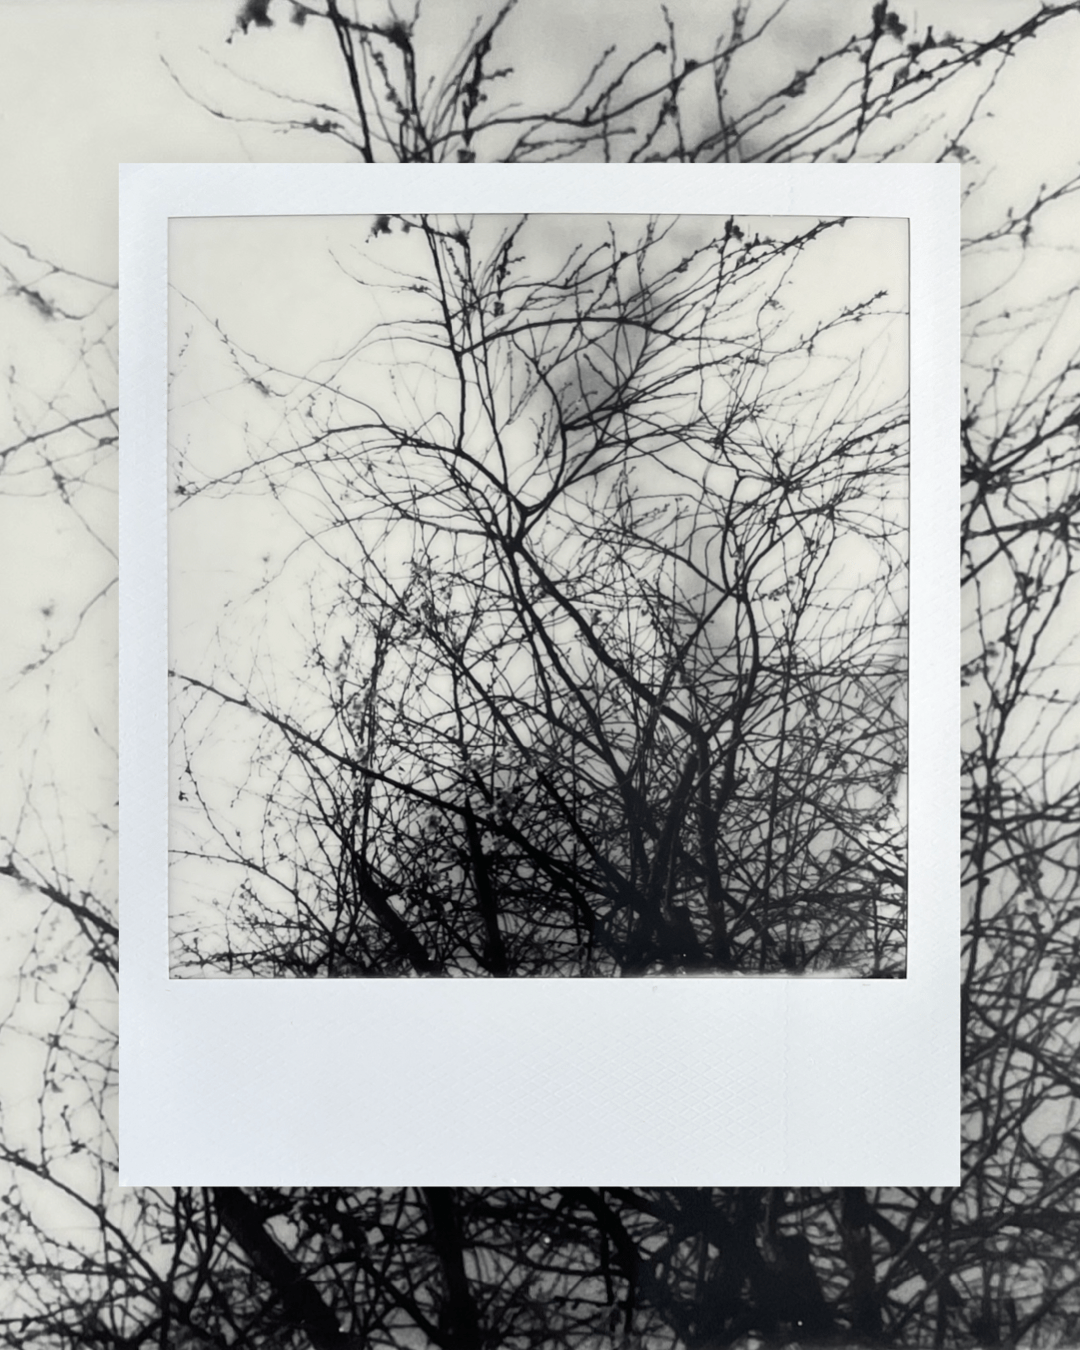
[167,210,908,979]
[1,0,1080,1344]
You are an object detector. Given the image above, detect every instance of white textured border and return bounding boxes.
[120,163,959,1185]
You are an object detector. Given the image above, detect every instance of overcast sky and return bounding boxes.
[0,0,1078,276]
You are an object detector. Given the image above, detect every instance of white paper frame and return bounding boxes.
[120,162,959,1185]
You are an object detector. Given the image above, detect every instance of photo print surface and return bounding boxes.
[168,211,908,980]
[0,0,1075,1334]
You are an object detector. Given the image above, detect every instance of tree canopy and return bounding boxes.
[2,1,1080,1346]
[168,210,908,978]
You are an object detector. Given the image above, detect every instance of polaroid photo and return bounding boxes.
[120,162,958,1184]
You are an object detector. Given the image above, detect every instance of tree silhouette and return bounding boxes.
[2,0,1080,1345]
[168,211,908,978]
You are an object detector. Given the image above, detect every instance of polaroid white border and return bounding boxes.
[120,162,958,1185]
